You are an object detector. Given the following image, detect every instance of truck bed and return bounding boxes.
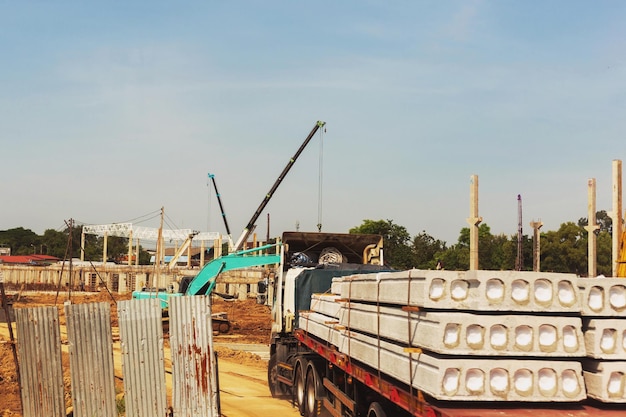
[295,329,626,417]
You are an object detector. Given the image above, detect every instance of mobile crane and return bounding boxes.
[132,121,327,309]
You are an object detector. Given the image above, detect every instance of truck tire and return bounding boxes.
[294,362,306,415]
[268,353,286,398]
[304,364,331,417]
[367,402,387,417]
[304,367,318,417]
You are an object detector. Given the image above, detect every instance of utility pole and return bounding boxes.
[155,207,164,288]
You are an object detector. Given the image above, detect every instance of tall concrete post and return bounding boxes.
[467,175,482,270]
[530,220,543,272]
[103,232,108,264]
[611,160,623,277]
[585,179,600,277]
[127,230,133,266]
[80,231,85,261]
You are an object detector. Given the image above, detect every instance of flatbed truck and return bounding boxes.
[266,232,626,417]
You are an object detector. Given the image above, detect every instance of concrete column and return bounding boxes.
[466,175,482,270]
[103,232,108,264]
[611,160,623,277]
[80,231,85,261]
[530,220,543,272]
[585,179,600,277]
[127,230,133,266]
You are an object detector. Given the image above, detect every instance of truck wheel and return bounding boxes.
[268,353,286,398]
[367,402,387,417]
[305,364,331,417]
[294,363,306,415]
[218,321,230,333]
[304,368,317,417]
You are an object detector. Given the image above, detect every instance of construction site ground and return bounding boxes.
[0,290,297,417]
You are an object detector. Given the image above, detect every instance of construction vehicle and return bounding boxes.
[266,236,626,416]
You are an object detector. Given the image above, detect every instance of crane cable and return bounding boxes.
[317,125,325,232]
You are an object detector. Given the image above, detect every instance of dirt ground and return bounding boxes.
[0,290,273,416]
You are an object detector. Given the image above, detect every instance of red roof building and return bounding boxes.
[0,255,60,266]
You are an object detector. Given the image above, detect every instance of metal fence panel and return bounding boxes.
[118,298,168,417]
[169,295,219,417]
[15,306,65,417]
[64,302,117,417]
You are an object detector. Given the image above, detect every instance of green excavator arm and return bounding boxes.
[132,243,281,308]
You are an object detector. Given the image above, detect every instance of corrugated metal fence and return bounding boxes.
[15,296,218,417]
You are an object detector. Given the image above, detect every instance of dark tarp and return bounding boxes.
[293,263,392,327]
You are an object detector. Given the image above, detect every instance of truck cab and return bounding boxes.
[267,231,389,398]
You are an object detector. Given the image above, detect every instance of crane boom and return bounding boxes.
[233,120,326,251]
[208,173,231,236]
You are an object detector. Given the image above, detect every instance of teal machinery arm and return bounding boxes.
[184,243,281,296]
[132,242,281,308]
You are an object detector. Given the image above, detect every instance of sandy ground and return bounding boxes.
[0,291,294,417]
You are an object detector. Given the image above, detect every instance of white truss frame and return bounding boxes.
[82,223,221,242]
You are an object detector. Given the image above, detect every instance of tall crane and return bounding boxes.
[233,121,326,251]
[208,173,231,236]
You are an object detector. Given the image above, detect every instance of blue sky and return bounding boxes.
[1,1,625,246]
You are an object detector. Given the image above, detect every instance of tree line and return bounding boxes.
[0,210,616,276]
[350,211,614,276]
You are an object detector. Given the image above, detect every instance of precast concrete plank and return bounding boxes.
[583,359,626,402]
[310,293,342,318]
[337,302,585,357]
[338,269,580,313]
[299,311,344,347]
[578,278,626,317]
[584,318,626,359]
[337,328,586,402]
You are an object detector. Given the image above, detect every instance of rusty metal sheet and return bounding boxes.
[64,301,117,417]
[118,298,168,417]
[15,306,65,417]
[169,295,219,417]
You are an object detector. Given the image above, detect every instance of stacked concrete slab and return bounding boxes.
[578,278,626,402]
[301,269,589,402]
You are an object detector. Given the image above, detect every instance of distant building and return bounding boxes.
[0,254,59,266]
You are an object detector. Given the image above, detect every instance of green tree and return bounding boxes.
[412,231,446,269]
[350,219,412,269]
[0,227,40,255]
[41,229,71,258]
[541,222,587,274]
